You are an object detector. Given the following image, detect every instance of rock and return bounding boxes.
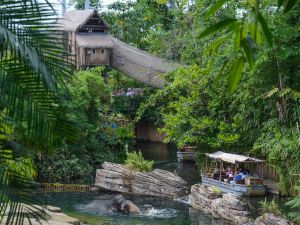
[189,184,252,225]
[189,184,221,213]
[95,162,188,198]
[48,211,80,225]
[254,213,295,225]
[46,205,62,213]
[1,203,80,225]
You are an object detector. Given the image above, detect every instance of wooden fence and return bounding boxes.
[40,183,91,192]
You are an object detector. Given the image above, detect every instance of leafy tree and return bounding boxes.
[198,0,299,92]
[36,68,133,182]
[69,0,102,10]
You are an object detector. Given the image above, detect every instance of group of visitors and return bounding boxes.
[225,167,249,183]
[212,167,256,184]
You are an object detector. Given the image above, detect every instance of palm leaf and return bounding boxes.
[228,56,245,93]
[0,0,75,147]
[203,0,229,19]
[198,18,237,39]
[0,0,77,224]
[257,13,273,47]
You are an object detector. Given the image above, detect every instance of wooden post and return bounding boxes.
[219,160,223,181]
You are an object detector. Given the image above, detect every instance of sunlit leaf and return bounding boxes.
[258,13,273,47]
[199,18,237,39]
[228,56,245,93]
[203,0,229,19]
[155,0,167,4]
[264,87,279,98]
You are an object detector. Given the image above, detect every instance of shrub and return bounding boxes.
[286,182,300,222]
[124,151,153,172]
[259,198,282,216]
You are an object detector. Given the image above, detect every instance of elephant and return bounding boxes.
[107,194,141,214]
[79,194,141,215]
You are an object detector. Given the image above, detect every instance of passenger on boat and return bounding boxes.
[212,169,220,180]
[225,167,233,177]
[234,169,244,182]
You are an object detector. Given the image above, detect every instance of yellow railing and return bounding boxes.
[40,183,91,192]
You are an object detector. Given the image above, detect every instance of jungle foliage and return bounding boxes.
[0,0,76,223]
[35,68,133,182]
[130,0,300,197]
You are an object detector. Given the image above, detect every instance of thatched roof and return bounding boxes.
[59,9,108,32]
[76,34,113,48]
[205,151,265,164]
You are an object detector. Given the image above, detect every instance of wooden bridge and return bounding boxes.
[59,10,180,88]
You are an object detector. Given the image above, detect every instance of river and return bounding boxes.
[37,141,288,225]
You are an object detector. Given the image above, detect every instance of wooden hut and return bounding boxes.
[59,9,113,69]
[59,10,180,88]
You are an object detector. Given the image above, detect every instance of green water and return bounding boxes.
[39,191,232,225]
[37,141,289,225]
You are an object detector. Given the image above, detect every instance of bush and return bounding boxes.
[259,198,282,216]
[124,151,153,172]
[286,182,300,222]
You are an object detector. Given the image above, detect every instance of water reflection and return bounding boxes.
[134,140,177,161]
[135,140,201,186]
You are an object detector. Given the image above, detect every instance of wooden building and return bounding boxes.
[59,10,113,69]
[59,9,180,88]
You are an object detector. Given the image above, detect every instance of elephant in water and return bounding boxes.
[107,194,141,214]
[79,194,141,215]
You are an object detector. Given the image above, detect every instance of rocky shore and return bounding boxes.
[189,184,251,224]
[189,184,295,225]
[254,213,295,225]
[1,204,80,225]
[95,162,188,198]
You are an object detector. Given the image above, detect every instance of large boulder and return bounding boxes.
[189,184,251,225]
[95,162,188,198]
[189,184,221,213]
[211,193,251,225]
[254,213,295,225]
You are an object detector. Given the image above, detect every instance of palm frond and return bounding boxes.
[0,0,74,146]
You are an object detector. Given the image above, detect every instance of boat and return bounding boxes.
[177,146,195,162]
[201,151,266,196]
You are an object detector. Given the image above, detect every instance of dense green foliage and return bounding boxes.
[286,183,300,222]
[1,0,299,223]
[35,68,133,182]
[0,0,76,223]
[125,151,153,172]
[133,0,300,195]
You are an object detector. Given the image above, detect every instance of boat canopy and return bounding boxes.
[205,151,265,164]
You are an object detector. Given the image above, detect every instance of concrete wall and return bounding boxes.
[135,122,166,142]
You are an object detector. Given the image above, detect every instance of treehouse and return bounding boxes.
[59,10,180,88]
[59,10,112,68]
